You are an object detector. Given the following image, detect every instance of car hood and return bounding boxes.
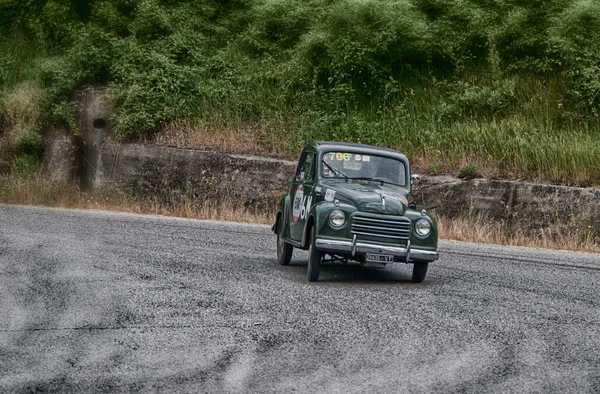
[320,180,409,215]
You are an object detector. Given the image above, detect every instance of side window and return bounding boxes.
[296,153,315,182]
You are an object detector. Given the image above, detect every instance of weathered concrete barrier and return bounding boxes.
[42,129,600,233]
[413,176,600,231]
[42,134,77,182]
[91,142,599,232]
[94,142,296,211]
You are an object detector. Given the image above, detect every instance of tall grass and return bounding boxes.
[0,174,273,224]
[161,76,600,185]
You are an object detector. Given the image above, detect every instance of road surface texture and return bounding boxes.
[1,204,599,393]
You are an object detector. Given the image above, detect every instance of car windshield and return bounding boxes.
[321,151,407,186]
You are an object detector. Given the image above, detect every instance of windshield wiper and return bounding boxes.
[354,177,398,186]
[321,160,348,180]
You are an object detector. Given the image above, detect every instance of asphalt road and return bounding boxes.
[1,204,599,393]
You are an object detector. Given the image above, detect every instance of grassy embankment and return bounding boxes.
[1,0,599,251]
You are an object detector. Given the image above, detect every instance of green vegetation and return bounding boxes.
[426,162,441,176]
[458,165,479,180]
[1,0,600,185]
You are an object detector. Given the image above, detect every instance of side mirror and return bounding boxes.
[410,174,421,186]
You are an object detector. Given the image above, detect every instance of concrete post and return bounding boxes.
[76,88,111,189]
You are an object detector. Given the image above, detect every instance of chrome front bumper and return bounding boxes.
[315,237,439,262]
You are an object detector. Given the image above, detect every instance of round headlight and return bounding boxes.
[415,219,432,237]
[329,209,346,228]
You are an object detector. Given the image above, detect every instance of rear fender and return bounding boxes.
[276,195,291,238]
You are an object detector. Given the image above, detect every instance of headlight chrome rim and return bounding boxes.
[415,218,432,237]
[329,209,346,228]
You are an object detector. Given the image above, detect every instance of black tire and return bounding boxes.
[307,227,321,282]
[277,219,293,266]
[412,262,429,283]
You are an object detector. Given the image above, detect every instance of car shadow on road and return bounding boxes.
[284,259,419,284]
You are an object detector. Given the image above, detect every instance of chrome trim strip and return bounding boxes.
[352,216,411,225]
[315,238,438,262]
[351,231,409,239]
[409,249,439,261]
[352,224,410,232]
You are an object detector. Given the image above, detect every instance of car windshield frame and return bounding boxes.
[319,150,408,187]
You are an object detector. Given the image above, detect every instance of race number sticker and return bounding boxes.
[292,185,313,222]
[325,189,336,202]
[292,185,304,222]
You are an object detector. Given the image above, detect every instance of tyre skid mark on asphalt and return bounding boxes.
[439,249,600,272]
[2,226,268,257]
[0,323,237,333]
[433,264,600,309]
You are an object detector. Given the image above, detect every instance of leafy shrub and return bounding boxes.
[439,78,517,119]
[427,162,442,175]
[495,1,566,73]
[130,0,172,41]
[14,129,43,156]
[458,165,479,179]
[550,0,600,114]
[293,0,431,104]
[414,0,494,72]
[238,0,316,55]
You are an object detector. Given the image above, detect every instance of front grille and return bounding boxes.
[351,213,411,241]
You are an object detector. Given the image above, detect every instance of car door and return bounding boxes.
[289,151,316,243]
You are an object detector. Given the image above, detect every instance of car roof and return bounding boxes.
[307,141,408,161]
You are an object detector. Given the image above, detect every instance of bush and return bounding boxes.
[427,162,442,175]
[14,129,43,156]
[293,0,431,104]
[550,0,600,114]
[439,78,517,120]
[458,165,479,180]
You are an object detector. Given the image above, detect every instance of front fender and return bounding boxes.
[301,202,353,248]
[405,210,438,250]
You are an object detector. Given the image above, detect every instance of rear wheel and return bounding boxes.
[307,227,321,282]
[277,218,293,266]
[411,262,429,283]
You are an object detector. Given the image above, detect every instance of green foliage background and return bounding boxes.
[1,0,600,184]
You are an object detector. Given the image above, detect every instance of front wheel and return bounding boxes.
[277,220,293,266]
[307,227,321,282]
[411,262,429,283]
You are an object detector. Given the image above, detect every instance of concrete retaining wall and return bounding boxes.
[413,177,600,231]
[94,142,297,211]
[43,136,600,233]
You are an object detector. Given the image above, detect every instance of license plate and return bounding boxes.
[366,253,394,263]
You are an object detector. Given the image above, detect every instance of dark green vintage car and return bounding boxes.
[272,141,439,282]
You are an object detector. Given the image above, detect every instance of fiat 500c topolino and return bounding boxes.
[272,142,439,282]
